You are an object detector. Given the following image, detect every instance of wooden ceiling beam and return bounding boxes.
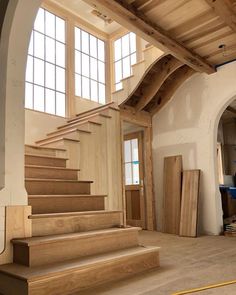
[84,0,216,74]
[135,56,183,112]
[150,66,195,116]
[205,0,236,32]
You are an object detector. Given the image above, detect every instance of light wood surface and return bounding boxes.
[25,154,68,168]
[179,170,201,237]
[31,211,124,236]
[163,155,183,235]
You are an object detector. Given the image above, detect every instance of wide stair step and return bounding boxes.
[0,246,160,295]
[30,210,124,236]
[25,165,80,180]
[25,154,68,168]
[28,194,106,214]
[25,179,92,195]
[12,227,141,267]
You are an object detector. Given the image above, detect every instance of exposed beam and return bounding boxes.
[135,56,183,112]
[205,0,236,32]
[150,66,195,116]
[120,105,152,127]
[84,0,215,74]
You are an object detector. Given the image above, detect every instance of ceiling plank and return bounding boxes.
[135,56,183,112]
[150,66,195,116]
[205,0,236,32]
[84,0,216,74]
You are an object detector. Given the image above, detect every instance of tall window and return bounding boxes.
[114,32,136,91]
[25,8,66,117]
[75,27,106,104]
[124,138,140,185]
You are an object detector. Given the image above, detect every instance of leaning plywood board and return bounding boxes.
[179,170,200,237]
[163,155,182,234]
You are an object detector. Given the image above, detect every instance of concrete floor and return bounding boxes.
[80,231,236,295]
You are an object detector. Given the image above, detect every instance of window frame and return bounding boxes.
[25,6,67,117]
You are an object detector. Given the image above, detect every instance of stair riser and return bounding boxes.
[32,212,123,236]
[28,251,160,295]
[25,156,67,168]
[29,196,105,214]
[25,181,90,195]
[25,147,56,157]
[13,231,139,267]
[25,167,78,180]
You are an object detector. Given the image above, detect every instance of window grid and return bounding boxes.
[75,27,106,104]
[25,8,66,117]
[124,139,140,185]
[114,32,137,91]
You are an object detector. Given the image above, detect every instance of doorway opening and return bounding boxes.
[217,99,236,235]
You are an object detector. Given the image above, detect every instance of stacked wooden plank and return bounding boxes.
[163,155,200,237]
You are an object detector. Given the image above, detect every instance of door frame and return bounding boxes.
[120,107,156,230]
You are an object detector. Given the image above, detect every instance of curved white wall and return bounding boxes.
[152,61,236,235]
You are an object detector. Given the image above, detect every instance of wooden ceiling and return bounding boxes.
[85,0,236,73]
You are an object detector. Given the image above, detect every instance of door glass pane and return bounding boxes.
[56,17,65,43]
[125,163,132,185]
[133,163,140,184]
[124,140,131,162]
[45,63,55,89]
[45,11,55,38]
[56,92,65,116]
[34,85,44,111]
[132,139,139,161]
[56,42,65,67]
[25,82,33,109]
[45,89,55,114]
[34,58,44,86]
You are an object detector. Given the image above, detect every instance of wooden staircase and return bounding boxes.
[0,105,160,294]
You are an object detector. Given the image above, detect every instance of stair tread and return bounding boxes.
[25,154,68,160]
[12,227,141,246]
[28,194,106,198]
[25,144,67,152]
[25,178,92,183]
[25,165,80,171]
[0,246,159,281]
[29,210,122,219]
[48,127,91,136]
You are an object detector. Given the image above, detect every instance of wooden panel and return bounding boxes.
[179,170,200,237]
[163,155,182,234]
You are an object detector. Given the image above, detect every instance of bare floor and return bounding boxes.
[80,231,236,295]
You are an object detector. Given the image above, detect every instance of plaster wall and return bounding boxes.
[152,61,236,235]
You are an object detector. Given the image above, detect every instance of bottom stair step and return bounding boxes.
[0,246,160,295]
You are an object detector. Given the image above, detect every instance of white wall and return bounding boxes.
[152,61,236,235]
[25,109,66,144]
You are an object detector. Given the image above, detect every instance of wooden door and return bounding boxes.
[124,132,146,228]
